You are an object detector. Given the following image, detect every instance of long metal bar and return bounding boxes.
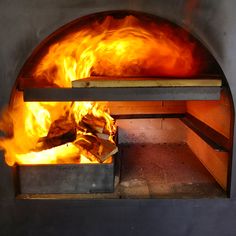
[23,87,221,101]
[112,113,185,119]
[181,113,230,152]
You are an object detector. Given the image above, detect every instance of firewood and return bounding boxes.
[73,134,99,162]
[77,121,111,140]
[93,138,118,162]
[37,117,76,149]
[77,121,96,135]
[74,134,97,151]
[72,76,222,88]
[82,114,106,134]
[96,132,110,140]
[76,120,111,142]
[74,134,118,162]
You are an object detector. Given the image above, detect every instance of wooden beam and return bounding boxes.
[72,76,222,88]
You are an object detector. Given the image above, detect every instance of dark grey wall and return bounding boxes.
[1,1,236,235]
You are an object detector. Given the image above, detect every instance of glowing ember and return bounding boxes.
[0,14,204,166]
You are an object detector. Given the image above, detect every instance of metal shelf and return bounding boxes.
[19,76,222,101]
[22,87,220,101]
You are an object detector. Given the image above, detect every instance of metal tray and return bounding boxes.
[17,158,115,194]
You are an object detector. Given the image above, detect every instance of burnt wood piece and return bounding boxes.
[23,87,221,101]
[96,132,110,140]
[95,139,118,161]
[180,113,230,152]
[82,114,106,134]
[74,134,118,162]
[37,117,76,150]
[76,121,96,135]
[72,76,222,88]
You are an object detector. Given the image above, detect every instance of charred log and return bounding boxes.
[74,134,118,162]
[37,117,76,150]
[82,114,106,134]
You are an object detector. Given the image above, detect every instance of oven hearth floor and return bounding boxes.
[118,143,225,198]
[18,143,225,199]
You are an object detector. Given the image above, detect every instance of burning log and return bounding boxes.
[74,134,118,162]
[95,138,118,162]
[37,117,76,150]
[96,132,110,140]
[76,120,110,140]
[79,113,112,139]
[82,114,106,134]
[34,112,117,163]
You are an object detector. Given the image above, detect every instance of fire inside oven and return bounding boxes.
[0,11,233,198]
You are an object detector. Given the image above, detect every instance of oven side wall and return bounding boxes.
[185,89,232,190]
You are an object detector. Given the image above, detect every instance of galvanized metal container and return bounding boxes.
[17,158,115,194]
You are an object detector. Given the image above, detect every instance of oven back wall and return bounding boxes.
[1,1,236,236]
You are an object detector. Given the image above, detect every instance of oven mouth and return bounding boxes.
[0,10,233,199]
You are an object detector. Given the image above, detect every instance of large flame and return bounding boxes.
[34,15,201,85]
[0,15,203,166]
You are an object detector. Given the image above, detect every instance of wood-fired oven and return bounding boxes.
[0,1,236,236]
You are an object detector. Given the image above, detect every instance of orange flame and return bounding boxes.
[0,14,203,166]
[34,15,201,84]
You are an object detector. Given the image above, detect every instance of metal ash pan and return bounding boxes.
[16,158,115,194]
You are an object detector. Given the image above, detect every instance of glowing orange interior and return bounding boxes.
[0,14,207,166]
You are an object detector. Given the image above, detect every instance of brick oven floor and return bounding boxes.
[118,143,225,198]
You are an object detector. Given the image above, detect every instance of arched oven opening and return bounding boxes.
[0,10,234,198]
